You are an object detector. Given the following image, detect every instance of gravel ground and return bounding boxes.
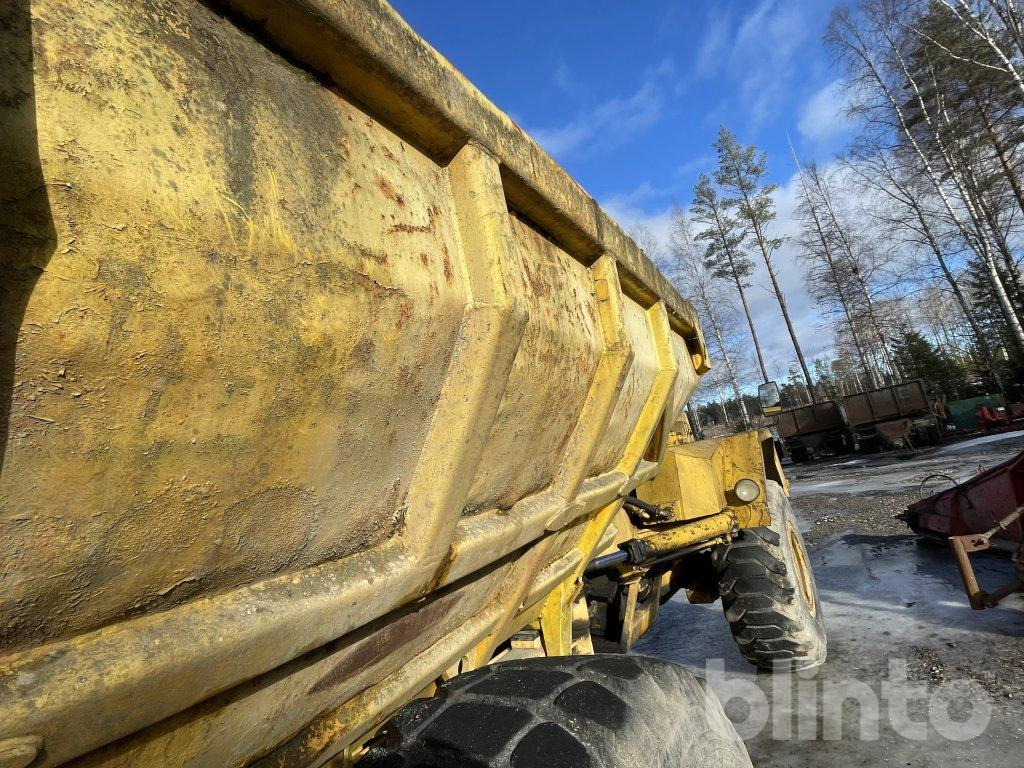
[788,433,1024,714]
[797,490,916,543]
[635,431,1024,767]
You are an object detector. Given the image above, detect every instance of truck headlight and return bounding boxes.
[734,478,761,503]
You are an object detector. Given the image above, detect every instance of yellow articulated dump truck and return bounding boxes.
[0,1,825,766]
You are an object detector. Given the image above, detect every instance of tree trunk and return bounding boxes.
[705,298,751,428]
[936,87,1024,309]
[797,169,879,387]
[708,202,771,385]
[729,263,769,385]
[810,169,898,379]
[763,255,816,400]
[947,0,1024,105]
[988,0,1024,62]
[723,159,815,397]
[913,203,1006,392]
[972,87,1024,220]
[971,184,1024,307]
[880,36,1024,349]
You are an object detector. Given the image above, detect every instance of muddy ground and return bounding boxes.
[635,431,1024,767]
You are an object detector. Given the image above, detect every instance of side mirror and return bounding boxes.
[758,381,782,416]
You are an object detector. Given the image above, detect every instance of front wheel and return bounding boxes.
[714,481,826,671]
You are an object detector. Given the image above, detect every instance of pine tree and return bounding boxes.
[691,174,770,383]
[714,126,816,397]
[892,330,965,396]
[964,254,1019,391]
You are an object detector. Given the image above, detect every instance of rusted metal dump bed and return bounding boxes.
[842,380,940,447]
[842,380,930,427]
[0,1,707,766]
[775,400,849,440]
[774,400,855,461]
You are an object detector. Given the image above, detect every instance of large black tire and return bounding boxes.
[358,654,751,768]
[714,481,826,671]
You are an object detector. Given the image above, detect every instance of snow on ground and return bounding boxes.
[787,432,1024,497]
[932,431,1024,455]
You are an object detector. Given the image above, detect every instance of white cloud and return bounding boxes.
[529,81,662,159]
[599,162,871,382]
[602,180,671,210]
[697,9,732,77]
[647,56,677,80]
[600,191,676,255]
[797,79,855,142]
[552,58,573,93]
[526,61,675,160]
[693,0,809,132]
[676,154,715,178]
[737,1,808,130]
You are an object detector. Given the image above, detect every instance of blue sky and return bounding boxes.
[393,0,859,381]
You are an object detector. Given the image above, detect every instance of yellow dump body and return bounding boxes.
[1,1,708,765]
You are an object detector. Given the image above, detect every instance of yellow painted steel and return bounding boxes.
[637,428,785,530]
[0,1,773,766]
[635,512,737,556]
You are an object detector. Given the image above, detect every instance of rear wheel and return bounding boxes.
[358,654,751,767]
[714,481,826,671]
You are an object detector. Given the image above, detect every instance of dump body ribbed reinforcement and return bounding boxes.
[0,1,707,765]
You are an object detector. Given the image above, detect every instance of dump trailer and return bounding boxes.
[0,2,826,766]
[902,451,1024,610]
[842,379,942,450]
[775,400,857,462]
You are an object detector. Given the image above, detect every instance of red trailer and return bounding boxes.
[903,451,1024,609]
[975,402,1024,435]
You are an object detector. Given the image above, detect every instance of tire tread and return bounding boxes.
[715,482,826,671]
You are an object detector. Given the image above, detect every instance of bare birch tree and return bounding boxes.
[666,206,753,427]
[803,161,900,377]
[828,1,1024,349]
[794,159,882,388]
[844,140,1007,390]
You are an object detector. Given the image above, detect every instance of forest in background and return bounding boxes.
[631,0,1024,429]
